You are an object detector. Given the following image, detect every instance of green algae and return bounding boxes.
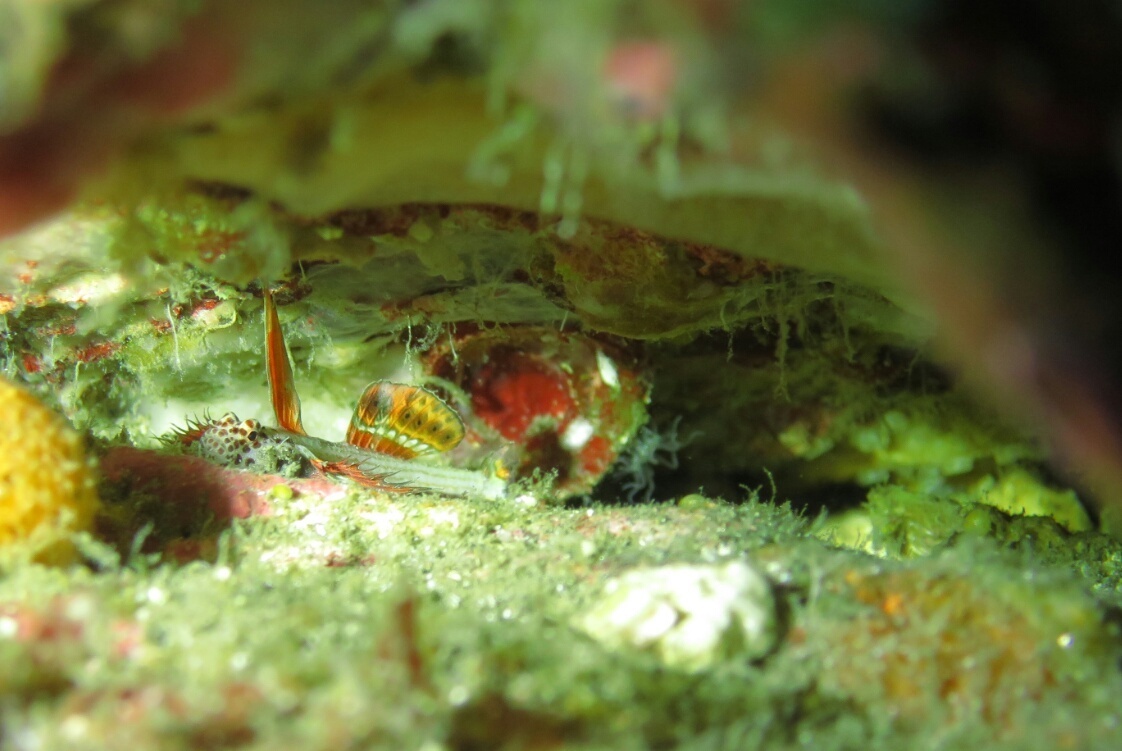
[2,492,1121,749]
[3,184,1115,750]
[1,1,1120,747]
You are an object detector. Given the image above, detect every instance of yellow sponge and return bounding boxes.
[0,378,99,564]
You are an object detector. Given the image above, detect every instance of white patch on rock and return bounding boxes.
[575,560,778,672]
[561,417,595,451]
[596,349,620,391]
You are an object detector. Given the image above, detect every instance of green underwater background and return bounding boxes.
[2,1,1122,748]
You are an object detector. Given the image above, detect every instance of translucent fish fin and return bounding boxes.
[264,288,305,435]
[345,381,462,457]
[310,458,412,493]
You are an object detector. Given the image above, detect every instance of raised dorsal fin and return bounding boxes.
[263,288,305,435]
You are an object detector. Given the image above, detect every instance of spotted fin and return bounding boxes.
[264,288,305,435]
[346,381,465,459]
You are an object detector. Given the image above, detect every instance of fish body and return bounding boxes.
[263,288,502,499]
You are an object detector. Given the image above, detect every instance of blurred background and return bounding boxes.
[2,0,1121,512]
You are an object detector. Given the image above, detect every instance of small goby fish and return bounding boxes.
[261,289,506,501]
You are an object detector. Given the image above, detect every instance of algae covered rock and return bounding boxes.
[1,1,1122,750]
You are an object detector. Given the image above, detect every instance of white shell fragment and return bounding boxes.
[575,560,778,672]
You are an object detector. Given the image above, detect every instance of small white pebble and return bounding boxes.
[561,418,595,451]
[145,587,167,605]
[213,565,233,582]
[0,616,18,638]
[596,349,620,390]
[576,560,778,673]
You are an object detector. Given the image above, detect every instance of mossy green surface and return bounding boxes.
[2,492,1121,749]
[1,1,1120,747]
[1,179,1114,750]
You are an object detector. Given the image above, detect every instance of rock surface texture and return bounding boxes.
[1,1,1121,749]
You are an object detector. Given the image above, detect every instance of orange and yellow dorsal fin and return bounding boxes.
[346,381,465,459]
[263,287,305,435]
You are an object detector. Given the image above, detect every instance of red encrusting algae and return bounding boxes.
[426,325,650,496]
